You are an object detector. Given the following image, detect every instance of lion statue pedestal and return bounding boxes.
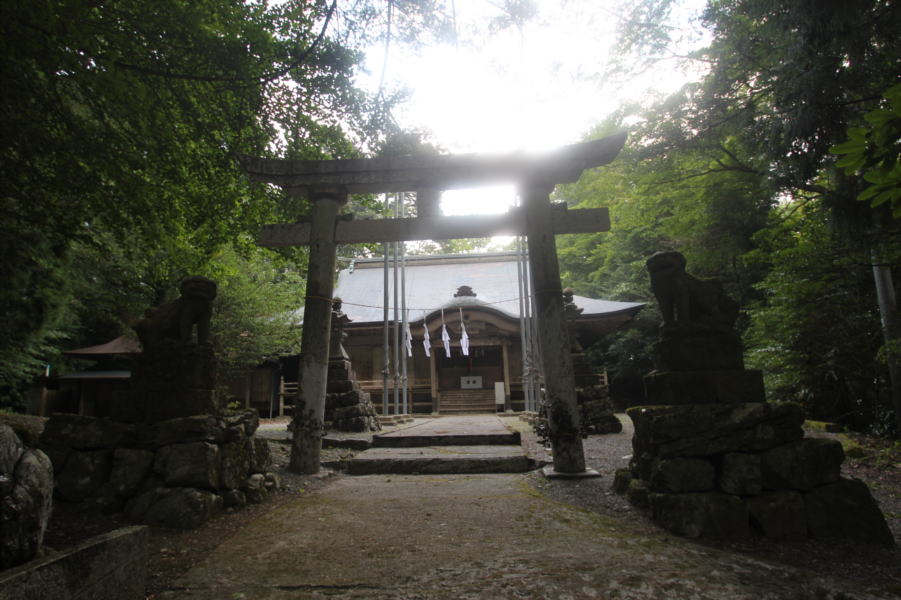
[615,252,894,547]
[37,276,282,530]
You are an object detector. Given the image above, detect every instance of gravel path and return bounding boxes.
[14,412,899,598]
[508,414,901,597]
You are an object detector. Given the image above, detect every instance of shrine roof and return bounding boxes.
[333,252,643,325]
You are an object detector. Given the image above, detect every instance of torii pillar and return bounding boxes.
[522,182,585,472]
[290,186,346,473]
[241,131,626,475]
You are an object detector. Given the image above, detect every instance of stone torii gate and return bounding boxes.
[241,131,626,476]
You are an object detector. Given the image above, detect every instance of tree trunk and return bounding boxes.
[871,252,901,437]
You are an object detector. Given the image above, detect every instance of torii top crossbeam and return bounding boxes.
[240,132,626,194]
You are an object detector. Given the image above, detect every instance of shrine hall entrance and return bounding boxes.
[436,346,504,414]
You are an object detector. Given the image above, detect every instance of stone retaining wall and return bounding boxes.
[0,526,147,600]
[38,410,278,529]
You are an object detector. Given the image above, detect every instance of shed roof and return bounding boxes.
[334,252,643,325]
[64,336,142,355]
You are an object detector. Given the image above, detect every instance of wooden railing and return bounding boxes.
[277,378,298,417]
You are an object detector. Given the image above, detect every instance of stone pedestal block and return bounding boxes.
[134,342,218,422]
[332,404,365,420]
[628,402,804,460]
[332,390,368,409]
[326,379,357,394]
[747,491,807,541]
[803,478,895,547]
[328,359,353,380]
[719,453,762,496]
[579,394,622,434]
[649,492,749,540]
[133,342,217,391]
[653,329,744,372]
[762,438,844,491]
[644,369,764,405]
[145,389,219,423]
[649,458,715,493]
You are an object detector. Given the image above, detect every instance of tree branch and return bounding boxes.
[107,0,339,86]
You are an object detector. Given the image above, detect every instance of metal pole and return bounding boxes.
[520,231,536,413]
[526,245,542,409]
[401,193,409,415]
[382,193,390,416]
[392,193,400,415]
[516,234,530,412]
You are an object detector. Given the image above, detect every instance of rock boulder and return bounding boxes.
[1,426,53,570]
[649,492,749,540]
[803,478,895,547]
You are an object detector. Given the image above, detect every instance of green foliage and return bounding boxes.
[692,0,901,192]
[579,0,901,434]
[0,0,404,406]
[0,214,75,408]
[555,117,772,403]
[203,247,303,391]
[743,204,890,430]
[407,238,493,255]
[832,84,901,218]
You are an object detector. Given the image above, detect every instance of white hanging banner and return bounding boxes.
[404,318,413,358]
[441,324,451,358]
[422,324,431,358]
[441,309,451,358]
[459,307,469,356]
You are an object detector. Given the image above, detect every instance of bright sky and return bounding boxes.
[356,0,707,220]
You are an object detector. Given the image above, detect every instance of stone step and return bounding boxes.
[439,402,497,410]
[439,408,498,415]
[346,445,533,475]
[373,430,520,447]
[372,416,520,447]
[377,415,414,426]
[440,391,495,400]
[439,392,497,415]
[440,395,495,403]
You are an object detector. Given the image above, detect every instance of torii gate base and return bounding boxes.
[243,132,627,476]
[543,465,601,479]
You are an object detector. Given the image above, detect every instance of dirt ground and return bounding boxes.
[5,414,901,598]
[512,416,901,597]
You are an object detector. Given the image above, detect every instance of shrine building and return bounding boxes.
[332,251,643,414]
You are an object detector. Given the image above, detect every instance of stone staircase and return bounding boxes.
[439,389,497,414]
[346,416,533,475]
